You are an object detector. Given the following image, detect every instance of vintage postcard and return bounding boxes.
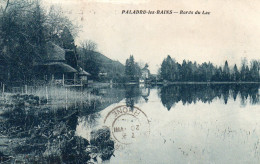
[0,0,259,163]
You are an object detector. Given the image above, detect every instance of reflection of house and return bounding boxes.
[141,87,150,102]
[35,42,90,86]
[139,64,150,83]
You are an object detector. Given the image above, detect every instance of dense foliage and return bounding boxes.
[77,48,125,82]
[160,55,260,82]
[0,0,78,84]
[124,55,141,82]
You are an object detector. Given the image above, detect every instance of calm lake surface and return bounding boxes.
[76,84,260,164]
[0,84,259,163]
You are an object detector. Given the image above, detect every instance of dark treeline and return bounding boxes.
[0,0,124,85]
[160,55,260,82]
[159,84,259,110]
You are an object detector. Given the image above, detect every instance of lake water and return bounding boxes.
[0,84,259,163]
[76,84,260,164]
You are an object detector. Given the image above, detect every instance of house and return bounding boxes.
[99,72,108,77]
[139,64,150,83]
[34,42,78,85]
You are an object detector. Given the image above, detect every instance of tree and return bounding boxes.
[160,55,178,81]
[240,58,248,81]
[125,55,140,82]
[61,26,75,50]
[78,44,100,80]
[45,4,78,44]
[250,60,259,82]
[84,54,100,80]
[0,0,78,84]
[223,60,230,81]
[232,64,240,81]
[80,40,97,51]
[60,26,78,68]
[0,0,45,83]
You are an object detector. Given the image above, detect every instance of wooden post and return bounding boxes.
[62,74,65,86]
[45,86,48,103]
[25,85,28,94]
[52,74,54,83]
[74,73,76,85]
[2,84,4,97]
[66,88,68,103]
[80,85,83,104]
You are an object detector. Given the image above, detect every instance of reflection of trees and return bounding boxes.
[160,84,260,110]
[125,85,142,108]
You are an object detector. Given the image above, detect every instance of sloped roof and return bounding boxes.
[43,62,77,73]
[45,42,65,61]
[78,67,91,76]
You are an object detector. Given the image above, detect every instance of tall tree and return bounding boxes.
[240,58,248,81]
[60,26,75,50]
[79,43,100,80]
[223,60,230,81]
[232,64,240,81]
[125,55,140,82]
[60,26,78,68]
[160,55,179,81]
[250,60,259,82]
[45,4,78,44]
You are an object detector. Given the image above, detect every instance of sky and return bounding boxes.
[43,0,260,73]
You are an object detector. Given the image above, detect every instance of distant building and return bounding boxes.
[99,72,108,77]
[139,64,150,83]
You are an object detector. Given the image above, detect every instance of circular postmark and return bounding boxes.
[104,105,150,147]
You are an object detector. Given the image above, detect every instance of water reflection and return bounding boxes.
[77,84,260,164]
[125,85,142,108]
[0,84,259,163]
[159,84,259,110]
[123,84,259,110]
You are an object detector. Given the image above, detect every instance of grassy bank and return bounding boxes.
[0,90,115,163]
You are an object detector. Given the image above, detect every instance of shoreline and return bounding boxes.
[125,81,260,85]
[157,81,260,85]
[0,81,259,93]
